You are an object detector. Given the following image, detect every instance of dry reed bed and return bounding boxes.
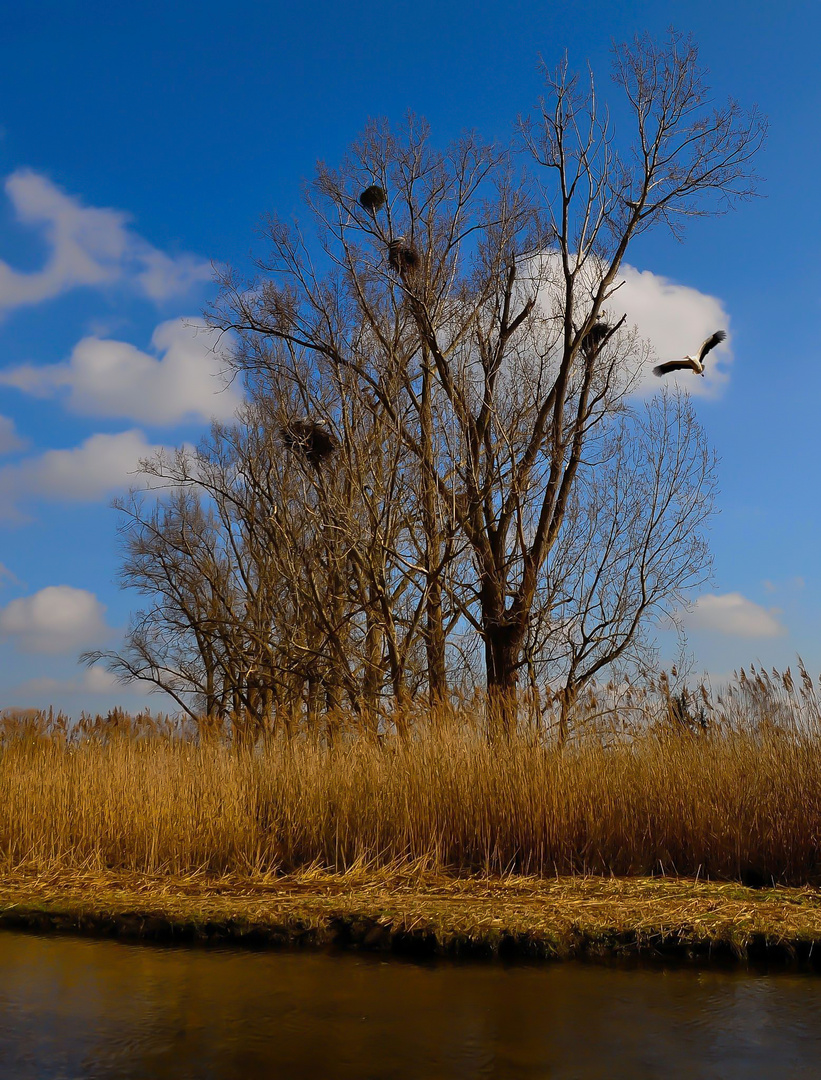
[3,666,821,885]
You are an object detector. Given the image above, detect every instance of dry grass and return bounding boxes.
[3,665,821,887]
[4,868,821,960]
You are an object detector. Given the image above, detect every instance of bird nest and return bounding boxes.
[387,238,421,276]
[359,185,387,213]
[281,420,338,467]
[581,321,610,355]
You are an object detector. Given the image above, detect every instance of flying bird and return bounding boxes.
[653,331,727,378]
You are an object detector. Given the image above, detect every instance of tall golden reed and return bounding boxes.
[3,665,821,884]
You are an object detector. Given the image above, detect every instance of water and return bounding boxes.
[2,932,821,1079]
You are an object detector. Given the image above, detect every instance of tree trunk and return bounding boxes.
[425,574,447,704]
[420,346,448,704]
[484,621,523,738]
[557,684,577,746]
[306,671,321,731]
[363,587,384,716]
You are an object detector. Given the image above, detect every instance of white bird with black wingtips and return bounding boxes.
[653,330,727,378]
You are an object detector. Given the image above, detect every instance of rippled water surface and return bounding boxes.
[2,931,821,1078]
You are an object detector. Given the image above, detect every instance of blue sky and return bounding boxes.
[0,0,819,713]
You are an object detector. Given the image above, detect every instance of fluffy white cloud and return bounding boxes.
[0,414,25,454]
[13,666,130,697]
[0,585,110,653]
[610,264,732,398]
[136,249,213,302]
[0,429,174,521]
[0,318,242,424]
[684,592,786,638]
[532,255,732,397]
[0,169,211,313]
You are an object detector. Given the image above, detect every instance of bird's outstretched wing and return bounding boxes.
[697,330,727,364]
[653,359,696,377]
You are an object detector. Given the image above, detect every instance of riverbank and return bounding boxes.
[3,870,821,964]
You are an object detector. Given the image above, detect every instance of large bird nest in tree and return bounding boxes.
[387,237,420,276]
[581,320,611,357]
[281,419,338,468]
[359,185,386,213]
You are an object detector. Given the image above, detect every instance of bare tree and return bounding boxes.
[209,32,762,731]
[87,357,455,734]
[92,33,762,736]
[523,389,717,738]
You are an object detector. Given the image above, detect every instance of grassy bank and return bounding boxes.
[4,869,821,964]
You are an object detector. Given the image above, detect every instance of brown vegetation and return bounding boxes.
[4,869,821,962]
[3,666,821,887]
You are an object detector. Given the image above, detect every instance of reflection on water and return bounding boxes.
[1,932,821,1079]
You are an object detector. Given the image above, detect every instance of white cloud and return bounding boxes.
[12,666,141,698]
[763,576,804,595]
[684,592,786,638]
[0,169,211,313]
[0,414,25,454]
[83,665,123,692]
[16,665,118,691]
[0,429,174,521]
[611,264,732,398]
[136,249,213,301]
[0,585,110,653]
[0,318,242,424]
[531,255,732,397]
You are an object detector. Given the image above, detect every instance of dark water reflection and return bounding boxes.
[2,933,821,1079]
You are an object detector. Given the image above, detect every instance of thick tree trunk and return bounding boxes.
[484,622,522,737]
[480,563,529,737]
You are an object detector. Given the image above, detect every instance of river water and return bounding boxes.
[2,932,821,1079]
